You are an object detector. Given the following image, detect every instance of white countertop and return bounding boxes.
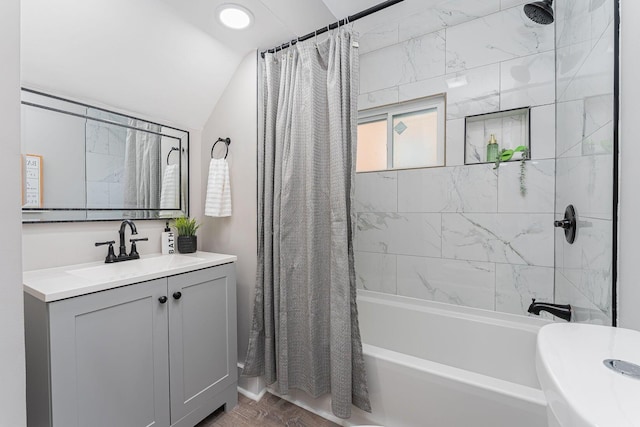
[23,251,237,302]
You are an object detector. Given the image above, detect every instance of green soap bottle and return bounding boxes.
[486,134,499,162]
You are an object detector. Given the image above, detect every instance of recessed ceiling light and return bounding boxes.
[217,4,253,30]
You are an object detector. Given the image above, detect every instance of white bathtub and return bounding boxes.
[242,290,550,427]
[349,290,549,427]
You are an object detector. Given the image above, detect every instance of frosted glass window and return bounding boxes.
[392,108,439,169]
[357,95,445,172]
[357,120,387,172]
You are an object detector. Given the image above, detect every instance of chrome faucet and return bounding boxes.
[528,299,572,322]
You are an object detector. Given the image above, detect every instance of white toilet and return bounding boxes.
[537,323,640,427]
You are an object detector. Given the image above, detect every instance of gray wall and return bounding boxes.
[200,51,258,363]
[21,102,86,208]
[0,0,27,424]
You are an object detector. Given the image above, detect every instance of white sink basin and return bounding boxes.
[536,323,640,427]
[67,254,206,282]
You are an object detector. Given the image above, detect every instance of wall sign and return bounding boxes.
[23,154,43,208]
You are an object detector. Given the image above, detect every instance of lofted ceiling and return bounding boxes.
[321,0,385,19]
[21,0,376,130]
[157,0,339,54]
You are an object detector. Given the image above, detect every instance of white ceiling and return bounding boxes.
[157,0,338,55]
[321,0,384,19]
[20,0,398,130]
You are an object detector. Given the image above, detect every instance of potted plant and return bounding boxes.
[174,217,200,254]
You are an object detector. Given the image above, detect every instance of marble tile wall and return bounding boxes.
[357,0,555,135]
[355,0,557,177]
[353,0,558,318]
[554,0,615,325]
[85,120,126,208]
[355,162,556,316]
[354,0,615,322]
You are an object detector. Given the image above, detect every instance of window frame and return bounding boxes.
[357,94,446,173]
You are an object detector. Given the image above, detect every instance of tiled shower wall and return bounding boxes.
[353,0,558,317]
[85,121,127,208]
[554,0,615,324]
[85,112,128,208]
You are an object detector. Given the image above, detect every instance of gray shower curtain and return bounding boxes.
[123,119,160,217]
[243,28,370,419]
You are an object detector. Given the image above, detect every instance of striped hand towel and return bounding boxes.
[160,164,179,210]
[205,158,232,217]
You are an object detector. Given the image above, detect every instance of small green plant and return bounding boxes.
[493,145,528,170]
[174,217,200,237]
[493,148,509,170]
[491,146,529,197]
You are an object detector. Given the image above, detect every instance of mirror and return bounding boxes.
[21,89,189,222]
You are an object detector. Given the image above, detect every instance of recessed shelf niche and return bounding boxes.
[464,107,530,165]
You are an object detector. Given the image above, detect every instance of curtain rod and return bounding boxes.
[260,0,405,58]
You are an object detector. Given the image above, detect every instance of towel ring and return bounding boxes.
[211,137,231,159]
[166,146,180,165]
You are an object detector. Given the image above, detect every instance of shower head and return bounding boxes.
[523,0,554,25]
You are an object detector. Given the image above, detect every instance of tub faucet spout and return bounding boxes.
[528,299,572,322]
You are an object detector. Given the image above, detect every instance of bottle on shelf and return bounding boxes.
[486,134,499,163]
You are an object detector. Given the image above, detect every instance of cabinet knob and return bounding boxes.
[158,296,168,304]
[173,292,182,300]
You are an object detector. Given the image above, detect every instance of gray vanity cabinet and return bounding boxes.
[45,277,170,427]
[24,263,237,427]
[168,265,238,427]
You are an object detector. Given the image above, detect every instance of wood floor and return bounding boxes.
[196,393,340,427]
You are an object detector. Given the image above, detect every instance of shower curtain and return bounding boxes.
[123,119,160,217]
[243,28,370,419]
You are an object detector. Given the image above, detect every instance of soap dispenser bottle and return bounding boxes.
[162,222,175,255]
[486,134,499,162]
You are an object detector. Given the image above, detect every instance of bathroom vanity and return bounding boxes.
[23,252,237,427]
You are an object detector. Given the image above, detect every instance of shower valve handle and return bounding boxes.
[555,204,577,244]
[554,219,572,229]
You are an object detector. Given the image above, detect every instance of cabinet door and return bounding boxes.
[48,278,170,427]
[168,264,237,425]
